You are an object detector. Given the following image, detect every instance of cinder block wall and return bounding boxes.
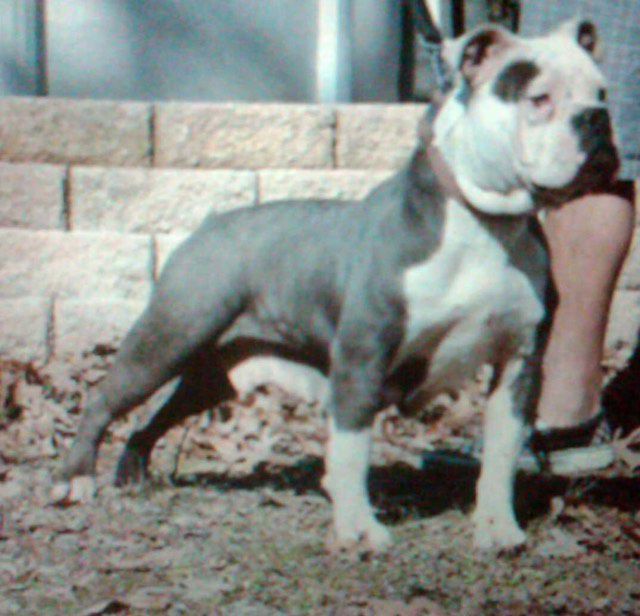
[0,97,639,371]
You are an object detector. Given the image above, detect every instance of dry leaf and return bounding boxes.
[126,586,173,610]
[0,478,22,501]
[534,528,586,558]
[49,476,96,507]
[612,426,640,472]
[80,598,128,616]
[369,597,449,616]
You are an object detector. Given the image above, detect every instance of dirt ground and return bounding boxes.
[1,355,639,615]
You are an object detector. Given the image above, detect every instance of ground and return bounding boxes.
[0,355,639,615]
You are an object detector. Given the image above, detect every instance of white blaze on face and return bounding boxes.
[434,90,536,215]
[513,34,608,187]
[434,22,611,212]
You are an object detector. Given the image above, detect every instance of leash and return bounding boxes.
[405,0,452,95]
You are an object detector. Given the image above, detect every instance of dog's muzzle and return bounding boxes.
[533,107,620,206]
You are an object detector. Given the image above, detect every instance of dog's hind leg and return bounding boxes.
[61,293,239,485]
[115,355,235,486]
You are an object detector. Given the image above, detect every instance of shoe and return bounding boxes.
[528,409,615,475]
[422,410,615,476]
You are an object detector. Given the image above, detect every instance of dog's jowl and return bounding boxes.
[58,20,619,552]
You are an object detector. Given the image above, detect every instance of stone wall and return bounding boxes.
[0,97,639,370]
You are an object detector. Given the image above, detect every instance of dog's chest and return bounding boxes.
[397,199,543,385]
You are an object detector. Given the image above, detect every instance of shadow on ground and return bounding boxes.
[172,455,640,529]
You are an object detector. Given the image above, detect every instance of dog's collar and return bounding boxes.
[425,142,468,206]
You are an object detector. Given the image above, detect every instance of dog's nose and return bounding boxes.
[571,107,619,190]
[572,107,613,142]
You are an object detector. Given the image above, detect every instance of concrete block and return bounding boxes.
[0,163,66,229]
[0,229,152,300]
[53,298,145,359]
[258,169,394,203]
[155,103,335,169]
[70,167,256,234]
[335,104,426,169]
[0,97,151,166]
[0,298,49,362]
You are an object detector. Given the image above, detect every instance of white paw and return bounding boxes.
[473,511,526,552]
[50,476,97,507]
[329,514,393,554]
[360,516,393,552]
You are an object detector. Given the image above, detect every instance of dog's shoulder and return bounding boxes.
[401,198,547,341]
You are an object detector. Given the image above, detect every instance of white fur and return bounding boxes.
[516,34,608,187]
[397,197,544,401]
[435,93,538,215]
[473,359,528,549]
[228,356,329,404]
[436,26,608,215]
[236,25,604,553]
[322,418,391,550]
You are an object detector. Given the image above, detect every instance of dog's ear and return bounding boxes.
[443,26,516,86]
[555,18,603,60]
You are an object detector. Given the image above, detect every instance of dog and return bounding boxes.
[57,20,619,552]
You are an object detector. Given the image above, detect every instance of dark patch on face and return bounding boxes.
[493,61,540,102]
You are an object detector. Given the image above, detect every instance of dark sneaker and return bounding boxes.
[526,410,615,475]
[422,410,615,476]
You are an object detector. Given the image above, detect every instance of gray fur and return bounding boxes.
[60,21,619,551]
[62,146,450,481]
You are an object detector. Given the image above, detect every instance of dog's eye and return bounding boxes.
[529,93,551,107]
[597,88,607,102]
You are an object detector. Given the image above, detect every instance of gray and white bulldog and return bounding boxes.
[58,20,618,552]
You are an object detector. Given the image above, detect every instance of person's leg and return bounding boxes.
[421,186,636,475]
[538,184,635,429]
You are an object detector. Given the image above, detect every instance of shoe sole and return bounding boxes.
[422,444,615,476]
[538,444,615,476]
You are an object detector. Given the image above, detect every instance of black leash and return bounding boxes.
[406,0,443,44]
[405,0,452,94]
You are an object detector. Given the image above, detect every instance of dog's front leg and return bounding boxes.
[473,357,536,551]
[322,331,394,553]
[323,416,391,552]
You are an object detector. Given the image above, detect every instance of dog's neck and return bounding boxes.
[424,142,467,206]
[425,141,536,217]
[411,142,535,254]
[419,102,537,217]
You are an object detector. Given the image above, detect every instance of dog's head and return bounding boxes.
[431,19,619,214]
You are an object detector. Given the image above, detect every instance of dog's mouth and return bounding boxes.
[532,141,620,207]
[532,107,620,206]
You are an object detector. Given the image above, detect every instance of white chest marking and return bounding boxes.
[399,199,543,378]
